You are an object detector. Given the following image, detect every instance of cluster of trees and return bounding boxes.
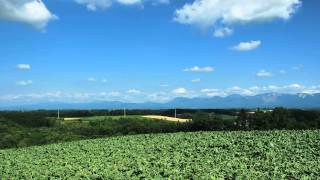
[0,113,187,149]
[190,108,320,131]
[0,109,236,119]
[0,111,55,127]
[236,108,320,130]
[1,108,320,149]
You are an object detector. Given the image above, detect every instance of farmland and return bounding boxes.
[62,115,190,123]
[1,130,319,179]
[142,115,190,123]
[1,108,320,150]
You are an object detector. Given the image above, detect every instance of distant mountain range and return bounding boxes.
[1,93,320,110]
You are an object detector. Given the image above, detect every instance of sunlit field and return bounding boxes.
[1,130,319,179]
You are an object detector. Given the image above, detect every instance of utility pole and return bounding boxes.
[124,107,126,118]
[174,108,177,119]
[57,108,60,120]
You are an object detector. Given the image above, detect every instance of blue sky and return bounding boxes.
[0,0,320,104]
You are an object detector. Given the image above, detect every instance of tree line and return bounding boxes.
[1,108,319,149]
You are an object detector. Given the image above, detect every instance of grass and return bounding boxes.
[61,115,188,124]
[142,115,190,123]
[60,115,145,124]
[1,130,319,179]
[81,115,144,121]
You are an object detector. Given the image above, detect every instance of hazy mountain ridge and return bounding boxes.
[1,93,320,110]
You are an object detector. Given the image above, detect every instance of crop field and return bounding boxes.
[142,115,190,122]
[61,115,146,124]
[81,115,144,121]
[62,115,189,123]
[1,130,319,179]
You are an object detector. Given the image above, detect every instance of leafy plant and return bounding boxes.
[0,130,319,179]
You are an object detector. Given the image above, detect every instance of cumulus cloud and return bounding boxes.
[174,0,301,26]
[117,0,142,5]
[2,83,320,104]
[147,92,170,102]
[191,78,201,83]
[16,80,33,86]
[200,84,320,97]
[232,40,261,51]
[279,70,286,74]
[213,27,233,38]
[127,89,141,94]
[184,66,214,72]
[160,84,169,87]
[74,0,112,11]
[172,88,187,95]
[174,0,301,35]
[292,64,304,71]
[0,0,57,30]
[87,77,97,82]
[227,86,256,96]
[75,0,168,11]
[16,64,31,70]
[256,70,273,77]
[288,83,303,89]
[108,91,121,97]
[201,88,226,97]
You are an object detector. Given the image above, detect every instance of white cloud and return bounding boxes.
[201,88,225,97]
[174,0,301,30]
[75,0,112,11]
[268,85,280,91]
[292,64,304,71]
[213,27,233,38]
[201,88,217,93]
[288,83,303,89]
[226,86,255,96]
[87,77,97,82]
[16,80,33,86]
[200,84,312,97]
[301,86,320,94]
[102,79,107,83]
[2,84,320,104]
[184,66,214,72]
[147,92,170,102]
[160,84,169,87]
[0,0,57,30]
[127,89,141,94]
[233,40,261,51]
[117,0,142,5]
[74,0,168,11]
[16,64,31,70]
[108,91,121,97]
[191,78,201,83]
[279,70,286,74]
[256,70,273,77]
[172,88,187,95]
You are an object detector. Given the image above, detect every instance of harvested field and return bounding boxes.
[142,115,190,123]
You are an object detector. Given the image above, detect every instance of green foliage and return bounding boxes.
[0,130,319,179]
[236,109,249,130]
[191,111,226,131]
[1,108,320,149]
[0,112,54,127]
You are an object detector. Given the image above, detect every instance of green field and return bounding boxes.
[1,130,319,179]
[81,115,147,121]
[61,115,147,124]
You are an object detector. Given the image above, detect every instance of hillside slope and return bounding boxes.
[1,131,319,179]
